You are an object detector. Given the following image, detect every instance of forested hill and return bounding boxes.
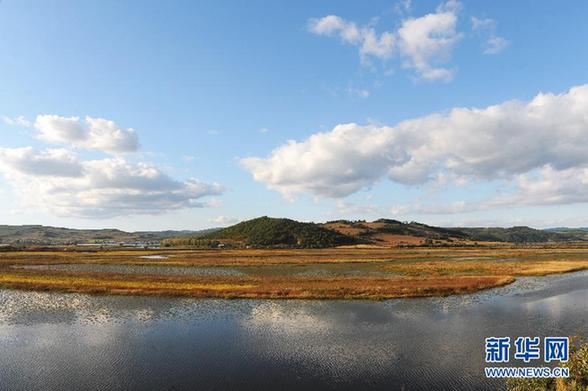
[323,220,583,245]
[200,216,360,248]
[456,226,586,243]
[163,217,585,248]
[2,219,584,248]
[0,225,203,245]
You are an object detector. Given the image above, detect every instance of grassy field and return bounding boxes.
[0,246,587,299]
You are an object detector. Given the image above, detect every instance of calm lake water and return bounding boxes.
[0,271,586,390]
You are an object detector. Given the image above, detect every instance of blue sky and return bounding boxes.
[1,0,588,231]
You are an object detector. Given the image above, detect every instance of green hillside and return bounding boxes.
[163,218,586,248]
[371,219,469,239]
[369,221,579,243]
[456,226,582,243]
[2,219,584,248]
[0,225,201,245]
[201,216,359,248]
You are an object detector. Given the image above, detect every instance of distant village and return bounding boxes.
[1,239,161,249]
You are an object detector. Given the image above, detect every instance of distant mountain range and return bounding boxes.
[321,219,587,246]
[1,218,586,248]
[0,225,214,246]
[162,217,588,248]
[545,227,588,233]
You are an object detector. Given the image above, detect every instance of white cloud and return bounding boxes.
[470,16,508,55]
[397,9,461,81]
[389,165,588,215]
[2,115,31,127]
[483,36,509,55]
[0,147,223,218]
[308,1,461,81]
[34,115,139,154]
[182,155,195,162]
[494,166,588,207]
[242,123,400,198]
[209,216,240,226]
[242,84,588,203]
[308,15,361,45]
[259,128,270,134]
[308,15,395,63]
[0,147,82,177]
[470,16,495,30]
[383,165,588,216]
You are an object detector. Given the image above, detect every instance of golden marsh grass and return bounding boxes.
[0,246,586,299]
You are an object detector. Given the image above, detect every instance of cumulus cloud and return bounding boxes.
[0,147,223,218]
[2,115,31,127]
[397,5,461,81]
[494,166,588,207]
[389,165,588,215]
[308,15,395,62]
[381,164,588,216]
[34,115,139,154]
[0,147,82,177]
[308,1,461,81]
[242,123,403,198]
[242,84,588,204]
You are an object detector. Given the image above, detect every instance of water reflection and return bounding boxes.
[0,271,586,390]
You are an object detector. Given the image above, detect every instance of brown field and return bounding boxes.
[0,245,587,299]
[322,221,471,246]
